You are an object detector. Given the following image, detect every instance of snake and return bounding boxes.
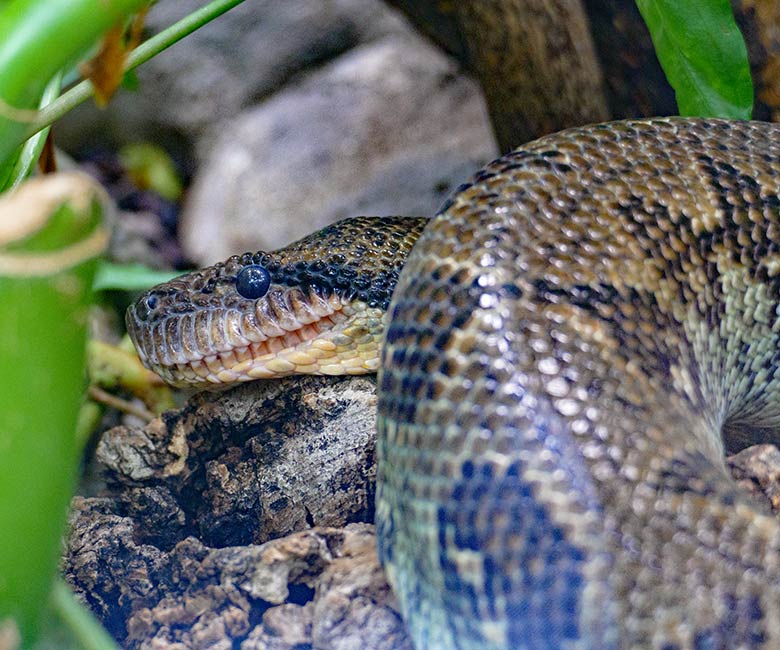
[126,117,780,649]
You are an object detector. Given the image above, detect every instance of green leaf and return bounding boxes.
[120,68,140,91]
[0,173,110,644]
[635,0,753,119]
[44,579,121,650]
[93,261,181,292]
[0,0,152,171]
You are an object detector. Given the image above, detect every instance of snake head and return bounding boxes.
[126,216,426,387]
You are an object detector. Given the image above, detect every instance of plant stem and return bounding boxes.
[4,71,62,191]
[26,0,248,139]
[0,0,151,174]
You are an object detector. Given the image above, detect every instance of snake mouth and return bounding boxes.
[127,291,387,388]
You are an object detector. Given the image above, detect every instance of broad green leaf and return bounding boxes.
[0,173,110,644]
[93,261,181,292]
[636,0,753,119]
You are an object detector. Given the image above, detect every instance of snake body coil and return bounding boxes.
[128,118,780,649]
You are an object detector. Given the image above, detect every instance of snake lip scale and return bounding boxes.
[129,117,780,649]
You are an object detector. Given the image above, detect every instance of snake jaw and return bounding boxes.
[126,275,343,385]
[128,279,384,387]
[141,301,387,387]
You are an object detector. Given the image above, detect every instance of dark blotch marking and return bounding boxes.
[437,459,587,647]
[270,260,406,310]
[438,182,473,215]
[529,278,684,390]
[692,594,765,649]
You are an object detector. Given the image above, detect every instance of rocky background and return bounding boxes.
[57,0,498,266]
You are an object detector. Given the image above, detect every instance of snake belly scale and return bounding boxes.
[127,118,780,649]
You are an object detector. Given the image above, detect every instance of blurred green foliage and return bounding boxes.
[0,174,113,648]
[0,1,246,647]
[119,142,184,201]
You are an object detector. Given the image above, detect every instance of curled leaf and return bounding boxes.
[79,8,148,108]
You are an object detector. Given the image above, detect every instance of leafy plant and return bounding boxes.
[636,0,753,119]
[0,0,150,186]
[0,172,114,649]
[0,1,245,647]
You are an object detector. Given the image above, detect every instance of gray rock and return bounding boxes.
[180,33,497,264]
[55,0,408,159]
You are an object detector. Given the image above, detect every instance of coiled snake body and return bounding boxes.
[128,118,780,649]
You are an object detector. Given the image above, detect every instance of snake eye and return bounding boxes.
[133,292,159,322]
[236,264,271,299]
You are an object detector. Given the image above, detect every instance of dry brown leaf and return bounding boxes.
[37,131,57,175]
[79,7,149,108]
[128,8,147,51]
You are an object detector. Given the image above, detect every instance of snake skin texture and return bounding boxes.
[129,117,780,649]
[377,117,780,649]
